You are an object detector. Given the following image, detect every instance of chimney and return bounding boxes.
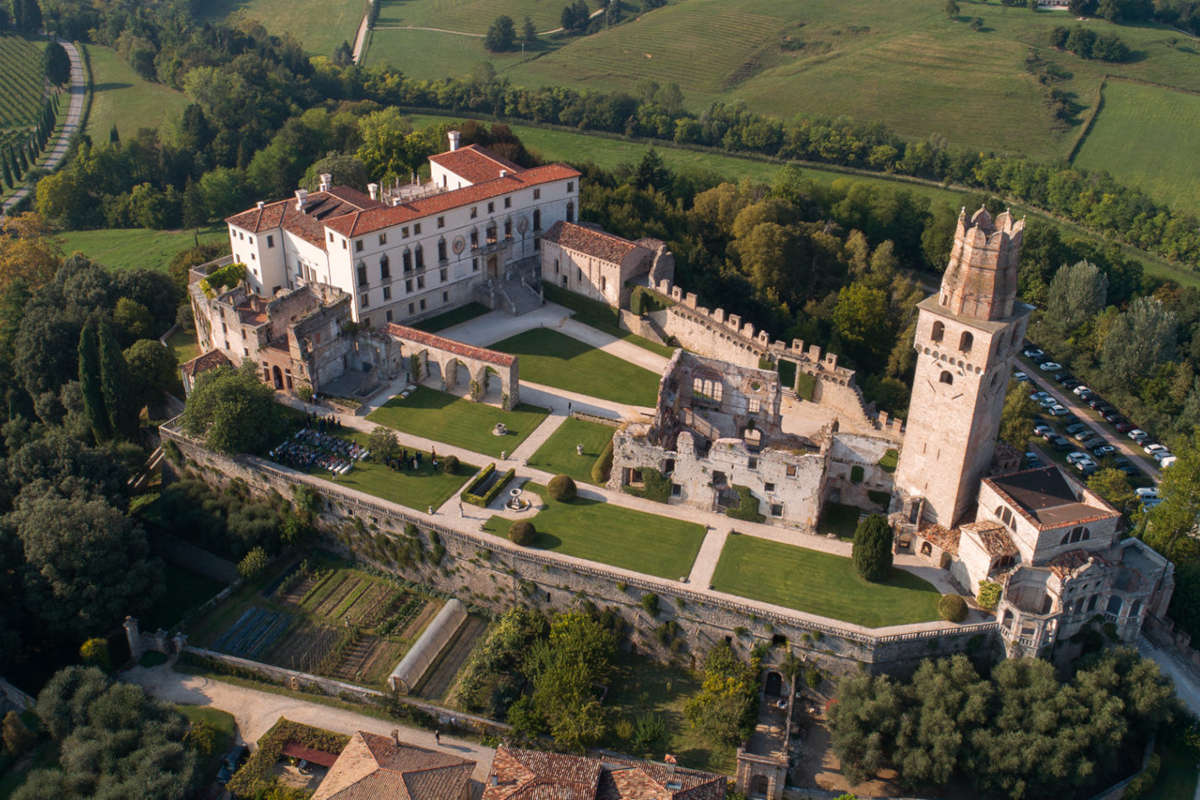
[319,173,332,192]
[391,729,400,746]
[448,130,461,151]
[256,200,264,210]
[295,188,308,212]
[368,183,379,201]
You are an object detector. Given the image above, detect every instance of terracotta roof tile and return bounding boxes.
[429,144,524,184]
[483,746,724,800]
[180,349,231,378]
[386,323,515,367]
[919,524,960,556]
[313,731,474,800]
[542,221,644,263]
[281,741,340,768]
[226,189,382,247]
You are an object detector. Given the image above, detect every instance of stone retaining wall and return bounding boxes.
[162,422,998,676]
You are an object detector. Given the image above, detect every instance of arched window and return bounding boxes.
[566,201,575,223]
[1106,596,1123,616]
[402,249,412,272]
[486,224,497,242]
[939,370,953,385]
[931,320,945,342]
[379,254,390,280]
[959,331,973,352]
[533,209,541,230]
[1061,526,1091,545]
[415,244,424,269]
[693,376,723,402]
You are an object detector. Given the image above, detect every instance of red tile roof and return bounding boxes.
[542,221,644,263]
[386,324,515,367]
[919,524,960,556]
[226,190,382,247]
[180,349,232,378]
[282,741,340,768]
[429,144,524,184]
[325,164,580,238]
[985,467,1118,531]
[483,746,724,800]
[313,731,474,800]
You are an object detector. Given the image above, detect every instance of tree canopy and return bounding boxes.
[852,514,893,581]
[181,361,289,454]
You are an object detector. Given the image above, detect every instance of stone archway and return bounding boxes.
[764,671,783,697]
[271,365,284,390]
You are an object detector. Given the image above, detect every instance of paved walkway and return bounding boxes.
[509,410,567,462]
[125,664,495,780]
[1,39,85,218]
[1019,357,1161,483]
[688,527,727,587]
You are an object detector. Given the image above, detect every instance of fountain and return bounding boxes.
[506,487,530,511]
[492,422,509,437]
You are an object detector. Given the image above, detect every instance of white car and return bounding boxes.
[1144,443,1167,456]
[1072,385,1090,396]
[1066,451,1090,464]
[1128,429,1149,442]
[1039,396,1059,408]
[1135,487,1159,500]
[1014,371,1030,382]
[1153,450,1173,463]
[1160,456,1177,468]
[1039,361,1063,371]
[1048,405,1069,416]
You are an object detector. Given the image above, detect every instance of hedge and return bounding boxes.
[623,467,670,503]
[509,520,536,545]
[591,439,614,484]
[726,485,765,522]
[227,718,349,797]
[938,594,968,623]
[463,463,515,507]
[547,474,577,501]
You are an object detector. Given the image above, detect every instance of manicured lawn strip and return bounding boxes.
[541,282,676,358]
[527,417,618,484]
[367,386,548,458]
[83,45,190,141]
[711,533,940,627]
[143,562,227,631]
[491,329,661,407]
[412,302,491,333]
[58,226,226,272]
[300,430,477,511]
[483,484,705,579]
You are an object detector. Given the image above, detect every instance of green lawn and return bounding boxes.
[412,302,491,333]
[195,0,361,56]
[176,705,236,787]
[167,327,201,365]
[367,386,548,458]
[58,227,226,272]
[84,45,191,140]
[539,281,677,358]
[298,430,477,510]
[711,533,941,627]
[483,484,706,578]
[491,328,662,406]
[527,416,617,484]
[1074,79,1200,215]
[143,562,227,631]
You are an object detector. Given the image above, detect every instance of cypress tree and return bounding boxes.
[78,321,112,441]
[17,145,28,173]
[98,322,138,439]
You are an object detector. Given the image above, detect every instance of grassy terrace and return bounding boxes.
[412,301,491,333]
[484,484,705,579]
[491,328,662,407]
[711,533,941,627]
[84,45,190,142]
[540,281,676,358]
[527,417,617,484]
[300,430,477,510]
[367,385,548,458]
[58,226,226,272]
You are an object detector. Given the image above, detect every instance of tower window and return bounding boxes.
[959,331,974,352]
[931,321,945,342]
[939,370,953,385]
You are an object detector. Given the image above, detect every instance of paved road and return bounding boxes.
[126,664,496,781]
[1,39,85,219]
[1018,357,1161,484]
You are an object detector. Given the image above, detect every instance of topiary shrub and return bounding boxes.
[509,520,536,545]
[442,454,459,474]
[851,514,893,582]
[547,474,577,501]
[938,594,968,622]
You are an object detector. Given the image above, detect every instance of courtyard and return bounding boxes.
[526,416,618,484]
[490,328,663,407]
[483,484,706,579]
[710,534,941,627]
[367,386,549,458]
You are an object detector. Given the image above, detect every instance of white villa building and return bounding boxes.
[223,132,580,329]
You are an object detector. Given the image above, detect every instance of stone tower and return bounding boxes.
[894,207,1032,527]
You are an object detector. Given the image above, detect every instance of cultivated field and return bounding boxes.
[84,46,190,141]
[57,226,226,272]
[1073,80,1200,215]
[0,35,48,153]
[195,0,363,56]
[198,560,443,687]
[374,0,1200,164]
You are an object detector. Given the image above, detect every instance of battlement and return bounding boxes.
[651,278,903,439]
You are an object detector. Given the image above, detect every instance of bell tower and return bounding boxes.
[894,207,1032,527]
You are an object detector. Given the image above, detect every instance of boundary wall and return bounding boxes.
[162,421,998,676]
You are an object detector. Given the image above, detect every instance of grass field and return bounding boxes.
[300,430,476,510]
[84,46,190,141]
[376,0,1200,165]
[711,533,941,627]
[412,301,491,333]
[367,385,548,457]
[484,483,706,578]
[167,327,201,366]
[1074,80,1200,215]
[0,35,48,152]
[57,227,226,272]
[491,328,662,406]
[527,416,617,484]
[195,0,362,56]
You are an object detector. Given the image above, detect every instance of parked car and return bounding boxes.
[1103,412,1124,425]
[1066,423,1089,435]
[1073,385,1090,397]
[1142,497,1163,509]
[1115,422,1135,433]
[1024,452,1043,467]
[1066,451,1090,464]
[1073,459,1097,475]
[1061,378,1081,389]
[1040,361,1063,371]
[1034,423,1054,437]
[1119,464,1140,477]
[1050,435,1072,450]
[1023,347,1045,360]
[1013,370,1030,382]
[1088,397,1108,410]
[1134,487,1158,502]
[1048,404,1069,416]
[1160,456,1177,468]
[1092,444,1116,457]
[1153,450,1173,463]
[1030,390,1051,402]
[1128,429,1150,442]
[1078,389,1096,402]
[1062,414,1081,426]
[1040,396,1059,409]
[1144,443,1168,456]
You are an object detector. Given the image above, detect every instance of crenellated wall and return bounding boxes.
[161,422,998,677]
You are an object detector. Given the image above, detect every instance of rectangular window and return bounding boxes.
[504,197,511,209]
[355,240,363,252]
[380,259,390,280]
[414,223,422,234]
[748,457,758,470]
[249,236,254,245]
[471,230,478,247]
[342,239,347,249]
[357,264,367,285]
[379,233,387,245]
[408,303,414,314]
[470,207,477,219]
[567,181,574,192]
[419,299,426,311]
[266,235,274,248]
[405,279,413,293]
[671,483,682,497]
[402,227,409,238]
[360,293,369,308]
[327,232,333,243]
[439,268,447,282]
[386,310,393,322]
[417,276,425,289]
[437,216,445,228]
[786,464,797,477]
[403,251,412,272]
[765,482,775,492]
[487,201,494,213]
[770,504,783,517]
[442,291,448,303]
[383,286,391,300]
[472,258,479,272]
[748,398,761,414]
[533,188,540,200]
[250,252,256,260]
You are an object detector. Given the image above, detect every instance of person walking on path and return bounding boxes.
[434,729,441,746]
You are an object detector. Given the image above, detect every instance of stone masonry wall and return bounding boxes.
[162,424,998,677]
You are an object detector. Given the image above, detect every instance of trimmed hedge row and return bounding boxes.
[463,463,515,507]
[591,439,614,484]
